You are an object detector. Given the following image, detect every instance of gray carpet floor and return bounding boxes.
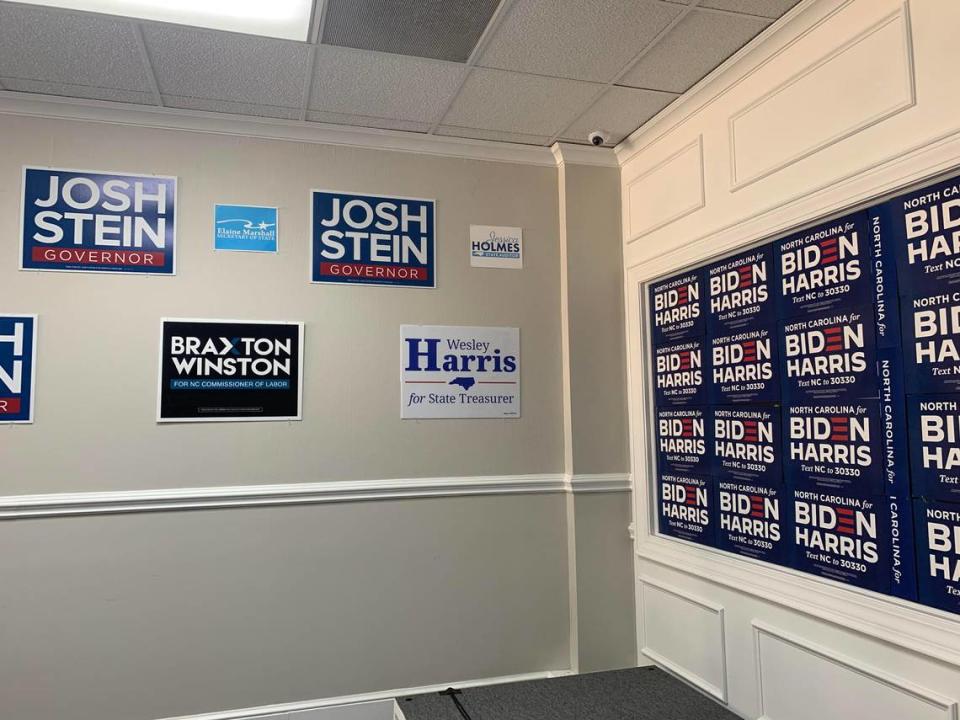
[397,667,740,720]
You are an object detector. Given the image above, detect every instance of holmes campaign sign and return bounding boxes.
[21,167,176,275]
[716,480,790,565]
[712,406,782,487]
[792,489,915,598]
[901,287,960,394]
[705,244,776,334]
[658,472,715,547]
[311,190,435,287]
[158,319,303,422]
[777,212,871,318]
[708,326,779,404]
[470,225,522,269]
[909,395,960,502]
[780,305,878,403]
[915,499,960,614]
[649,269,705,345]
[401,325,519,419]
[653,336,707,406]
[0,314,37,424]
[655,406,710,475]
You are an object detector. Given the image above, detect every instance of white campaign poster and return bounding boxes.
[469,225,523,269]
[401,325,520,419]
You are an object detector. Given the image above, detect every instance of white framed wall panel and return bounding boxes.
[753,622,957,720]
[638,577,727,702]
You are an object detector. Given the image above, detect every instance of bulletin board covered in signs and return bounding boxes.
[643,167,960,617]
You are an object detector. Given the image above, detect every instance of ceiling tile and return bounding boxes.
[435,125,551,146]
[307,110,431,133]
[321,0,501,62]
[142,24,309,108]
[440,68,601,138]
[309,46,466,124]
[699,0,801,19]
[619,9,770,93]
[161,95,302,120]
[1,77,155,105]
[0,5,150,92]
[561,86,677,145]
[478,0,681,82]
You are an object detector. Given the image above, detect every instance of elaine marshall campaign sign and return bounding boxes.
[401,325,519,419]
[712,406,782,487]
[716,480,791,565]
[0,314,37,424]
[648,269,705,345]
[708,325,779,404]
[21,167,176,275]
[777,212,871,318]
[658,472,715,547]
[901,286,960,394]
[311,190,435,287]
[653,336,707,406]
[214,205,278,252]
[470,225,522,269]
[705,243,776,335]
[157,319,303,422]
[655,406,710,476]
[908,395,960,502]
[915,498,960,614]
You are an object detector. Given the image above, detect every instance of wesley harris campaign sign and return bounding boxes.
[0,314,37,424]
[21,167,176,275]
[158,319,303,422]
[401,325,519,419]
[311,190,435,287]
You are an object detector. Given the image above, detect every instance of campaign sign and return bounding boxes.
[873,173,960,296]
[792,489,914,597]
[655,406,710,475]
[915,499,960,614]
[649,269,705,345]
[783,401,884,496]
[780,305,878,403]
[777,212,871,318]
[901,287,960,394]
[214,205,278,252]
[908,395,960,502]
[401,325,519,419]
[158,319,303,422]
[469,225,522,269]
[658,472,715,547]
[867,207,902,348]
[653,337,707,406]
[311,190,435,287]
[877,348,911,498]
[716,480,791,565]
[712,406,782,486]
[21,167,176,275]
[0,314,37,424]
[705,243,776,334]
[709,325,779,404]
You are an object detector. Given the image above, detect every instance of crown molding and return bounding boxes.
[0,91,559,167]
[551,142,619,168]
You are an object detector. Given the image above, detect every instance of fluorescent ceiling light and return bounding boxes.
[15,0,313,41]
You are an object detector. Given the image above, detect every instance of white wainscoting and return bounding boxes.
[625,136,704,243]
[638,576,727,703]
[752,622,958,720]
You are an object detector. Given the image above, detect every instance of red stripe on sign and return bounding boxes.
[0,397,22,414]
[831,417,849,424]
[742,341,756,349]
[836,508,854,515]
[836,526,854,535]
[830,434,849,441]
[819,238,838,247]
[32,246,166,267]
[751,511,764,518]
[319,262,427,281]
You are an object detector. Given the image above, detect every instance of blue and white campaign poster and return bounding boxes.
[312,190,435,287]
[655,406,710,475]
[708,325,779,404]
[658,472,715,547]
[776,212,871,318]
[716,480,790,565]
[908,395,960,502]
[0,314,37,424]
[649,269,705,345]
[214,205,278,252]
[915,499,960,614]
[401,325,519,419]
[712,406,782,487]
[901,287,960,394]
[157,319,303,423]
[653,336,707,406]
[21,167,176,275]
[470,225,522,269]
[705,243,776,334]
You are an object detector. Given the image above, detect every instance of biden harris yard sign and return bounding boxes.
[21,167,176,275]
[311,190,435,287]
[401,325,519,419]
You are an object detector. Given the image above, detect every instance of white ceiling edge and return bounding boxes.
[613,0,820,167]
[0,90,564,167]
[551,142,619,168]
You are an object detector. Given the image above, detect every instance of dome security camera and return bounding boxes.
[588,130,609,146]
